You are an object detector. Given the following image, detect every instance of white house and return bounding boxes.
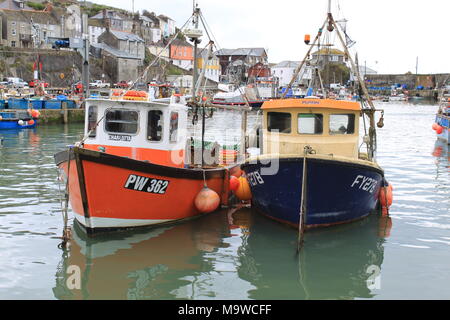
[271,61,312,87]
[158,14,175,38]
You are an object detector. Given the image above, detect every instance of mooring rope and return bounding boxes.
[58,146,72,249]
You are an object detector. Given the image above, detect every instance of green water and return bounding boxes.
[0,102,449,300]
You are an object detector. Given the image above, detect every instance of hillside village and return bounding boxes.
[0,0,357,93]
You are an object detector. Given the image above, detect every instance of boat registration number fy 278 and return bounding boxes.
[247,171,265,187]
[350,175,378,194]
[124,174,169,194]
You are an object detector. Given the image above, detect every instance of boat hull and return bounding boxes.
[0,120,37,130]
[212,100,264,109]
[55,147,229,234]
[436,114,450,144]
[242,157,384,229]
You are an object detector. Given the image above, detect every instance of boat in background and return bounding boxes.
[0,110,39,130]
[388,93,408,102]
[434,97,450,144]
[212,84,265,108]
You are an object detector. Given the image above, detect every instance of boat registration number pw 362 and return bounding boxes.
[124,174,169,194]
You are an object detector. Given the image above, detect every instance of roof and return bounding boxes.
[91,42,141,60]
[273,61,301,68]
[139,15,153,23]
[261,98,360,111]
[142,12,160,25]
[109,29,144,42]
[158,14,174,22]
[215,48,267,57]
[171,38,192,48]
[0,0,32,10]
[91,10,131,21]
[0,8,59,24]
[312,48,345,56]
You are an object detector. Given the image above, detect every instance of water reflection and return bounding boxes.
[236,209,390,300]
[53,211,233,300]
[53,206,391,300]
[432,139,449,167]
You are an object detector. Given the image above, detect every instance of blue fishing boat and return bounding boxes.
[239,1,391,234]
[434,98,450,144]
[0,110,38,130]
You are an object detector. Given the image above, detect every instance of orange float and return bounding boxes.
[194,187,221,213]
[234,177,252,201]
[379,183,393,216]
[229,176,240,191]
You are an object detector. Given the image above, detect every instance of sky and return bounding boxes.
[92,0,450,75]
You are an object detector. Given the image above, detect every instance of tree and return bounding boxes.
[320,63,351,87]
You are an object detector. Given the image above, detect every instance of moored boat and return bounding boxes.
[54,5,244,235]
[212,85,265,109]
[0,110,39,130]
[54,94,233,233]
[434,98,450,144]
[240,1,391,233]
[242,99,385,229]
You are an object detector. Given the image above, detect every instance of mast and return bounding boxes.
[191,2,200,98]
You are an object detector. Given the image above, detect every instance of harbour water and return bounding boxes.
[0,101,449,300]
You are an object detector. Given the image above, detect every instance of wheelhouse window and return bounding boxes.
[298,114,323,134]
[268,112,291,134]
[147,110,163,142]
[105,109,138,134]
[169,112,178,143]
[329,114,355,135]
[87,106,98,138]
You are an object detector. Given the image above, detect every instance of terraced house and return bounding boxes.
[0,0,61,49]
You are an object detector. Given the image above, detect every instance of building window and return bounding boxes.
[12,29,16,36]
[298,114,323,135]
[11,21,16,26]
[169,112,178,142]
[87,106,98,138]
[147,110,163,141]
[268,112,291,134]
[330,55,339,62]
[329,114,355,135]
[11,41,16,47]
[105,109,139,134]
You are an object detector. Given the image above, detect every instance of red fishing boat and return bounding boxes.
[54,93,233,234]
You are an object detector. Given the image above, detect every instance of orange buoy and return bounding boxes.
[435,126,443,135]
[0,115,2,121]
[432,123,439,131]
[28,120,35,126]
[229,166,243,178]
[235,177,252,201]
[31,110,40,118]
[194,187,221,213]
[229,176,240,191]
[379,183,393,216]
